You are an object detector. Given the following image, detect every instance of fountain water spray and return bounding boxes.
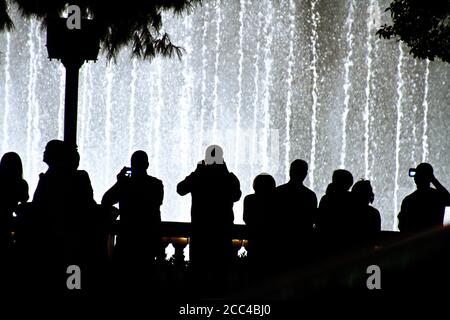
[284,0,296,180]
[309,0,320,190]
[393,43,404,230]
[421,59,430,162]
[2,33,11,153]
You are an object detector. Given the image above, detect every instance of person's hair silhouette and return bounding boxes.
[398,163,450,233]
[352,179,374,205]
[0,152,29,252]
[130,150,149,173]
[331,169,354,192]
[290,159,308,182]
[42,139,67,169]
[351,179,381,241]
[316,169,355,251]
[0,152,25,180]
[252,173,276,194]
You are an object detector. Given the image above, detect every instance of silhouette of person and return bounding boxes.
[102,150,163,290]
[31,140,96,292]
[316,169,355,251]
[351,179,381,243]
[243,173,276,279]
[398,163,450,233]
[275,159,317,268]
[177,145,241,295]
[0,152,29,252]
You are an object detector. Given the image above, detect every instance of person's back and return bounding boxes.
[315,169,358,257]
[274,160,317,268]
[33,141,95,237]
[351,179,381,244]
[177,146,241,296]
[26,141,96,293]
[102,150,163,295]
[243,173,276,276]
[400,189,445,230]
[114,175,163,228]
[0,152,29,251]
[181,163,239,226]
[276,182,316,234]
[316,169,355,235]
[102,151,163,258]
[398,163,450,233]
[178,160,241,258]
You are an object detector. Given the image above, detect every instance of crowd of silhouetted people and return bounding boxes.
[0,140,449,298]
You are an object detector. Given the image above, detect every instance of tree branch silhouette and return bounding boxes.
[377,0,450,63]
[0,0,201,61]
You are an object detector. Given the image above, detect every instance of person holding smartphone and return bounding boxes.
[177,145,241,297]
[102,150,163,291]
[398,163,450,233]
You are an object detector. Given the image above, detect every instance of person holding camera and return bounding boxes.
[102,150,163,289]
[398,163,450,233]
[177,145,241,296]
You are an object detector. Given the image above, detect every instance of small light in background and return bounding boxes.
[444,207,450,226]
[166,243,175,260]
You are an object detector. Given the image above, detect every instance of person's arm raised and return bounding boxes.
[177,171,195,196]
[431,174,450,206]
[101,168,126,207]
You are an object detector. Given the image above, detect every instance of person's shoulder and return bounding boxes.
[76,169,89,176]
[276,183,289,191]
[402,191,416,202]
[428,187,443,196]
[37,171,49,182]
[228,171,239,179]
[368,205,381,216]
[19,178,29,188]
[227,171,240,183]
[319,193,329,205]
[428,187,448,202]
[76,170,91,180]
[302,185,316,196]
[244,193,256,202]
[147,175,163,185]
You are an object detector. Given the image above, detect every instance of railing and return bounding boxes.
[109,221,249,264]
[109,221,403,264]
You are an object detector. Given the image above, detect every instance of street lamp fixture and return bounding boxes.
[46,17,100,146]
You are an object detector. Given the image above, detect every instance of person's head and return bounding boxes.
[0,152,23,179]
[131,150,149,174]
[414,162,434,189]
[204,145,224,165]
[66,143,80,170]
[43,140,66,169]
[331,169,354,191]
[289,159,308,183]
[351,179,374,205]
[253,173,276,194]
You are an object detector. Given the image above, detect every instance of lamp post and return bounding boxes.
[46,17,100,146]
